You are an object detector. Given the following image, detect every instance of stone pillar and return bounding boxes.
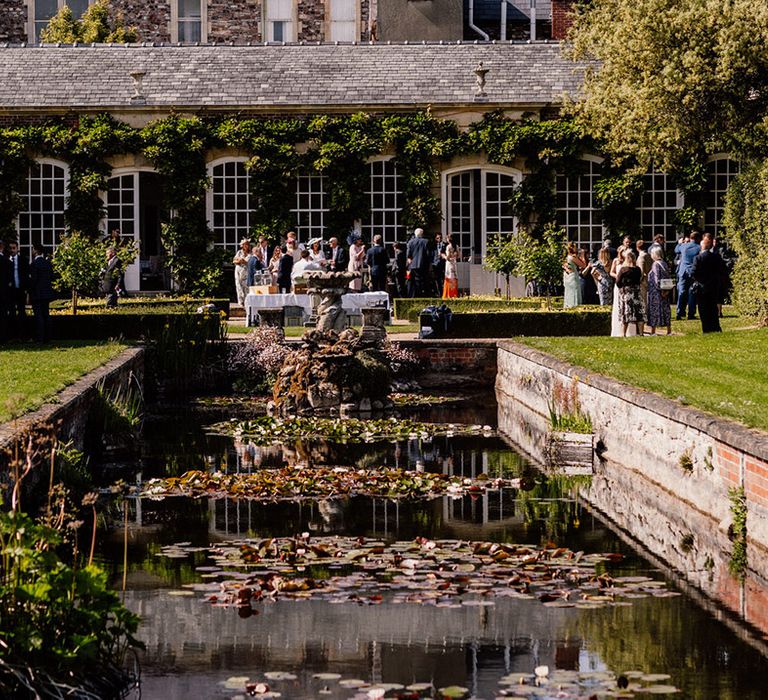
[360,307,388,344]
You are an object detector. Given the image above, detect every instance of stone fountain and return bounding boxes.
[269,271,393,416]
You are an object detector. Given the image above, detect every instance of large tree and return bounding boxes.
[567,0,768,171]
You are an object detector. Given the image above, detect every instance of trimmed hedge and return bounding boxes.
[45,312,224,341]
[394,297,559,322]
[420,309,612,338]
[50,297,230,315]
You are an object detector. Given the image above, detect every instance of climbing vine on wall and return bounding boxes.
[0,110,646,292]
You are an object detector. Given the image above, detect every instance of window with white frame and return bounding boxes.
[17,160,68,259]
[210,160,251,250]
[484,171,516,239]
[106,173,137,239]
[328,0,357,42]
[704,158,741,237]
[555,159,604,249]
[175,0,204,43]
[31,0,92,43]
[636,167,680,244]
[363,159,404,245]
[291,174,327,242]
[447,171,473,256]
[265,0,295,42]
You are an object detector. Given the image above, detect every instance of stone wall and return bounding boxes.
[111,0,171,43]
[0,0,26,43]
[495,340,768,561]
[209,0,261,42]
[0,347,144,455]
[297,0,323,42]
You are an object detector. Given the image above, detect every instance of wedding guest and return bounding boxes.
[232,238,252,306]
[610,248,635,336]
[406,228,430,297]
[287,238,301,264]
[276,245,294,293]
[691,233,725,333]
[268,246,282,286]
[366,234,389,292]
[393,242,407,298]
[646,246,672,335]
[591,248,614,306]
[256,236,270,265]
[616,250,645,337]
[431,232,446,296]
[247,248,265,287]
[601,236,617,261]
[441,234,460,299]
[328,237,348,272]
[101,247,122,308]
[308,238,327,267]
[6,240,28,338]
[648,233,666,260]
[674,230,701,320]
[29,242,55,343]
[348,237,365,291]
[636,239,653,310]
[579,247,598,305]
[563,241,585,308]
[292,249,321,283]
[0,241,12,342]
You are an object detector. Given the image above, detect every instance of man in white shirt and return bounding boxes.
[291,250,321,283]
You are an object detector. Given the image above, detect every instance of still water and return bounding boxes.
[96,397,768,700]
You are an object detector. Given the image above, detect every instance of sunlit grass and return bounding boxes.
[0,340,129,422]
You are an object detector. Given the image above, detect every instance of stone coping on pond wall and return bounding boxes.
[0,346,144,453]
[495,340,768,556]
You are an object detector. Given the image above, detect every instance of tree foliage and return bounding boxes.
[511,226,566,308]
[567,0,768,171]
[723,161,768,325]
[52,231,107,314]
[484,234,518,299]
[40,0,137,44]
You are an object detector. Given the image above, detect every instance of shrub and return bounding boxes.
[229,326,290,393]
[394,297,552,323]
[382,341,424,379]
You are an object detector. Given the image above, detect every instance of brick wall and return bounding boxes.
[398,340,498,386]
[0,0,26,43]
[209,0,262,42]
[551,0,575,41]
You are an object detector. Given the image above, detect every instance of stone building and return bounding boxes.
[0,0,579,45]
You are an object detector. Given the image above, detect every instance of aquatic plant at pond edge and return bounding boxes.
[548,378,593,434]
[208,416,494,444]
[728,486,748,581]
[138,466,519,502]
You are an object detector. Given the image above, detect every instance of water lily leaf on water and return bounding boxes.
[438,685,470,698]
[263,672,297,681]
[641,685,680,694]
[138,466,519,503]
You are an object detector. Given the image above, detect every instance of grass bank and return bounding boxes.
[0,340,129,422]
[517,311,768,431]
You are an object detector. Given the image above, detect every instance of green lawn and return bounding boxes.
[0,341,129,422]
[517,311,768,431]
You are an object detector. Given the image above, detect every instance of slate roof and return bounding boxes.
[0,42,584,111]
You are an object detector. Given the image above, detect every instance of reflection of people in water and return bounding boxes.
[317,500,345,533]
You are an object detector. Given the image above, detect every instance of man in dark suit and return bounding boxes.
[0,240,12,342]
[277,245,294,293]
[431,232,446,296]
[6,239,29,338]
[393,242,407,298]
[101,247,122,308]
[328,237,348,272]
[365,234,389,292]
[406,228,430,297]
[29,242,55,343]
[691,232,725,333]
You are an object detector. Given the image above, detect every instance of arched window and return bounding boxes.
[555,158,603,249]
[363,158,404,245]
[17,159,68,259]
[291,174,327,242]
[636,167,681,244]
[208,159,251,250]
[704,157,741,237]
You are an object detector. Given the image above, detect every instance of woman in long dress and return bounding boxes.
[563,242,584,308]
[268,246,282,286]
[442,235,460,299]
[615,250,645,337]
[233,238,252,306]
[647,247,672,335]
[609,248,636,336]
[592,248,614,306]
[348,238,365,291]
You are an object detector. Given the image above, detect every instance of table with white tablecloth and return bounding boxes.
[245,292,390,326]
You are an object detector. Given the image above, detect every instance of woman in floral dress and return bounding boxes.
[615,250,645,337]
[647,247,672,335]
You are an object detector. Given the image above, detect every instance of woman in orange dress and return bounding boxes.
[442,234,460,299]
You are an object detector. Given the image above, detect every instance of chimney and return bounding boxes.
[551,0,575,41]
